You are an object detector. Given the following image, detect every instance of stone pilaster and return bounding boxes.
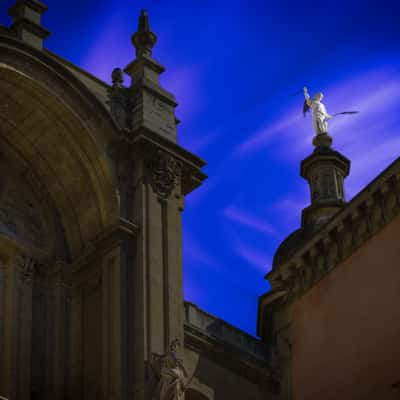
[0,243,36,400]
[63,220,137,400]
[129,146,182,399]
[106,10,206,400]
[125,138,204,400]
[48,262,68,400]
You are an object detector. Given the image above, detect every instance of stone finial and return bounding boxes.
[131,9,157,57]
[8,0,50,50]
[111,68,124,88]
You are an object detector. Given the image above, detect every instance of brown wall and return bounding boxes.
[291,214,400,400]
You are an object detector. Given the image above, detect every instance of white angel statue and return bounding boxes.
[303,86,333,135]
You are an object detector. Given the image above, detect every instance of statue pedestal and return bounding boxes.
[312,133,332,149]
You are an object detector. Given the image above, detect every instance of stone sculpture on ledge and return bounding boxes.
[151,339,189,400]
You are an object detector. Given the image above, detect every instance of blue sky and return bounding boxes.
[2,0,400,335]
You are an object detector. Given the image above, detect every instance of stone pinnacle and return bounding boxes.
[131,9,157,58]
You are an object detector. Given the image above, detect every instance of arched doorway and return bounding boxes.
[0,36,119,400]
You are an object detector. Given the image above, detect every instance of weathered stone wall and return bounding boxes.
[290,213,400,400]
[185,347,269,400]
[184,303,278,400]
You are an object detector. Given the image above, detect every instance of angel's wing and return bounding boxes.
[303,100,310,117]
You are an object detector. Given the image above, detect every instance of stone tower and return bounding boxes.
[300,133,350,228]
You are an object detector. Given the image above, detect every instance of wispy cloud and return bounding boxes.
[162,64,206,124]
[233,67,400,201]
[223,205,280,237]
[234,112,300,155]
[231,238,272,273]
[183,229,220,270]
[270,191,308,232]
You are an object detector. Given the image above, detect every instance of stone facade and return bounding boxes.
[0,2,275,400]
[1,2,396,399]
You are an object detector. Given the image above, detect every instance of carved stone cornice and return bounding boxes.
[266,157,400,306]
[115,128,206,197]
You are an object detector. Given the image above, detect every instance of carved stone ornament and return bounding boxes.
[147,150,182,200]
[16,254,36,283]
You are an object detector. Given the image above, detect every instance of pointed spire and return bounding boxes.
[8,0,50,49]
[131,9,158,58]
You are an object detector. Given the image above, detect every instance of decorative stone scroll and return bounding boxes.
[146,150,182,201]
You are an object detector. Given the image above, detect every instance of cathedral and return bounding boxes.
[0,2,399,400]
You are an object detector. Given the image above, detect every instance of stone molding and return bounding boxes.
[266,157,400,303]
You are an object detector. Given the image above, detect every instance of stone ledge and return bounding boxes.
[184,321,272,386]
[184,302,268,362]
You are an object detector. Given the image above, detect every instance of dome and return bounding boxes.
[272,226,315,270]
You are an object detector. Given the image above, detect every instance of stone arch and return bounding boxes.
[0,35,120,259]
[0,150,60,257]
